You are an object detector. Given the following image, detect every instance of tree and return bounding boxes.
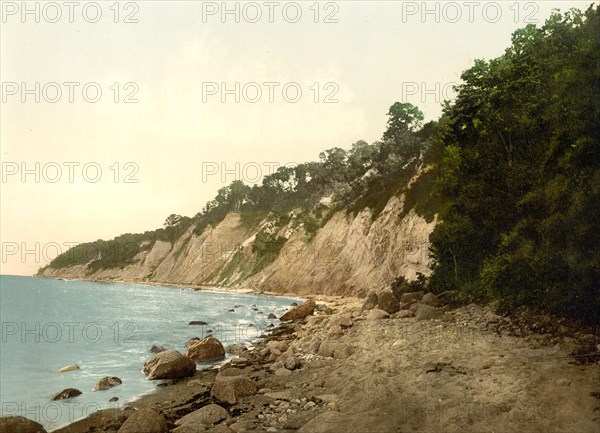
[383,102,424,140]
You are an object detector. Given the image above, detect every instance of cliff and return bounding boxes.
[39,195,435,297]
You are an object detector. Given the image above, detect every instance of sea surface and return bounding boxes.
[0,275,299,431]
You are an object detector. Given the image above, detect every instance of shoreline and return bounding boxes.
[48,293,599,433]
[37,275,311,303]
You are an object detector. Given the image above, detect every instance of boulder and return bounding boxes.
[185,336,225,362]
[93,376,122,391]
[0,416,47,433]
[174,404,229,427]
[211,377,257,404]
[52,388,81,400]
[317,341,353,359]
[366,309,389,320]
[58,364,79,373]
[117,408,167,433]
[327,324,343,336]
[415,305,443,320]
[395,310,415,319]
[268,313,277,319]
[284,356,300,371]
[420,293,440,306]
[400,291,425,303]
[280,300,316,321]
[143,350,196,380]
[377,289,400,314]
[185,337,200,348]
[305,315,328,328]
[337,312,353,328]
[266,340,289,355]
[150,345,166,354]
[225,343,246,355]
[361,291,378,311]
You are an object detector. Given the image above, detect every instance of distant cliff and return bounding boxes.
[39,193,435,297]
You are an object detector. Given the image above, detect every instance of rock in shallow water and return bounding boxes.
[93,376,122,391]
[52,388,81,400]
[58,364,79,373]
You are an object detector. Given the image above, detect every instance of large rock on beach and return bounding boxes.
[211,377,258,404]
[0,416,47,433]
[377,289,400,314]
[280,300,316,321]
[143,350,196,380]
[185,336,226,362]
[173,404,229,429]
[117,409,168,433]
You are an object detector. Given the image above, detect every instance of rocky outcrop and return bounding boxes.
[117,409,167,433]
[52,388,81,401]
[185,336,226,362]
[280,300,316,321]
[0,416,47,433]
[143,351,196,380]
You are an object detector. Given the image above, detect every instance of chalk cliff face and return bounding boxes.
[39,195,435,297]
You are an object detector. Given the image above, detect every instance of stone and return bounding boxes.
[275,368,292,376]
[268,313,277,319]
[109,397,119,402]
[305,315,327,328]
[225,343,246,355]
[52,388,81,400]
[150,345,166,354]
[420,293,440,306]
[189,321,209,326]
[185,337,201,347]
[415,305,443,320]
[395,310,415,319]
[377,289,400,314]
[284,356,300,370]
[366,309,389,320]
[93,376,122,391]
[0,416,47,433]
[280,300,316,321]
[266,340,289,355]
[400,291,425,303]
[143,350,196,380]
[361,291,379,311]
[58,364,79,373]
[118,409,168,433]
[327,324,343,336]
[317,341,353,359]
[174,404,230,427]
[185,336,226,362]
[211,377,258,404]
[337,312,353,328]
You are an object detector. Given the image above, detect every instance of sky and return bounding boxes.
[0,0,595,276]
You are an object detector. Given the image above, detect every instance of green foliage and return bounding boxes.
[429,6,600,323]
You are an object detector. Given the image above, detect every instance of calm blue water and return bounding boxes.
[0,275,299,431]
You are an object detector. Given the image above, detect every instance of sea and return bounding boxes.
[0,275,299,431]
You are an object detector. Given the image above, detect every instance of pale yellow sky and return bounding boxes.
[0,1,594,275]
